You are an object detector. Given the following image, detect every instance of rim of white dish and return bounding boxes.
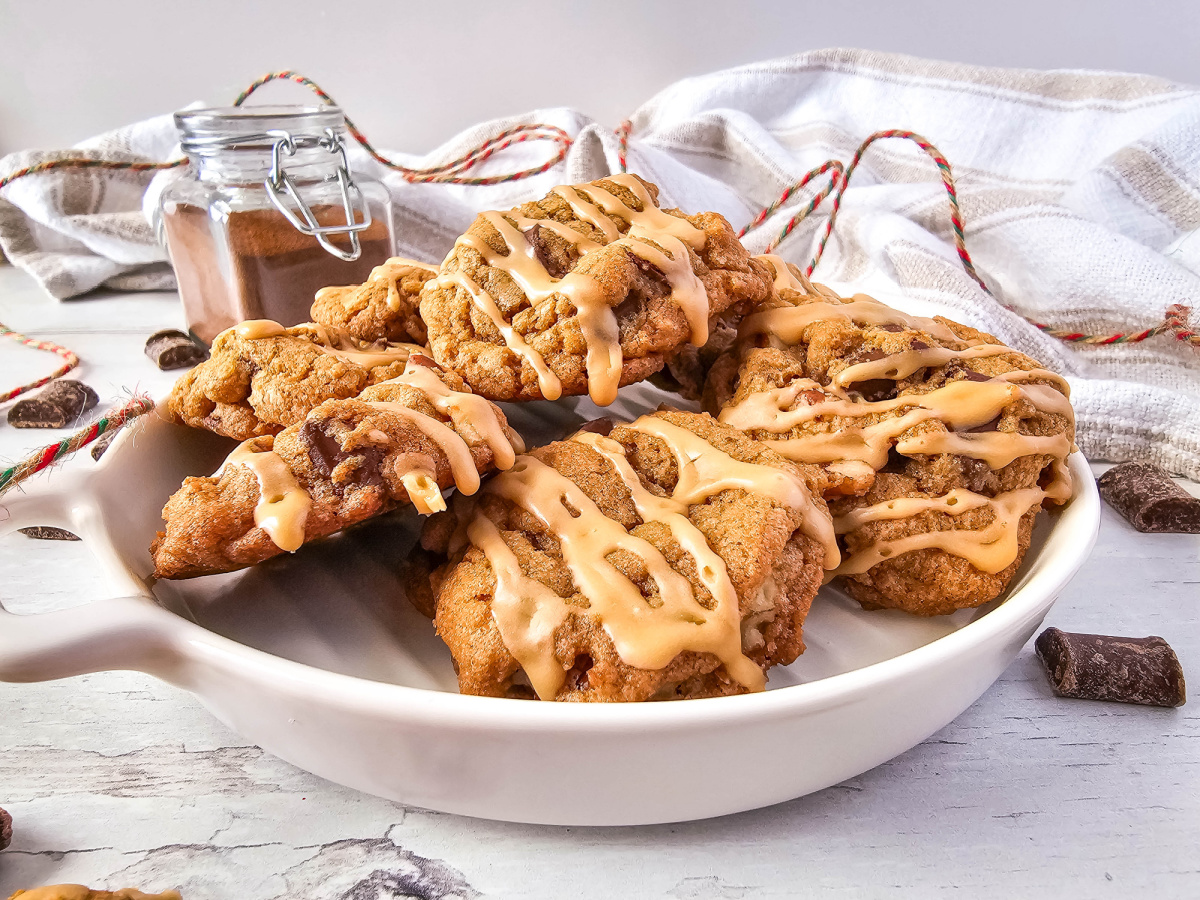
[139,451,1098,730]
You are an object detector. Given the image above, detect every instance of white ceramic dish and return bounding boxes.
[0,385,1100,825]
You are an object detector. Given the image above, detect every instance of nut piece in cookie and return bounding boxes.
[151,357,522,579]
[310,257,437,345]
[419,174,773,405]
[410,409,839,701]
[166,319,425,441]
[704,282,1076,617]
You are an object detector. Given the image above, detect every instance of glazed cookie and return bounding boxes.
[6,888,181,900]
[152,357,522,579]
[704,284,1075,617]
[409,409,839,702]
[310,257,436,345]
[419,174,773,405]
[167,319,424,441]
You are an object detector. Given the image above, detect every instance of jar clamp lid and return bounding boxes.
[175,106,373,261]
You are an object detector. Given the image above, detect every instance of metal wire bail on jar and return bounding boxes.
[178,114,375,261]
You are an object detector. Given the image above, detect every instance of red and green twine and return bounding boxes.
[0,393,154,497]
[234,70,572,186]
[0,323,81,402]
[727,127,1199,351]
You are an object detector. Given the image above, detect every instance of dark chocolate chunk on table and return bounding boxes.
[145,329,209,370]
[6,379,98,429]
[1036,627,1186,707]
[1098,461,1200,533]
[18,526,80,541]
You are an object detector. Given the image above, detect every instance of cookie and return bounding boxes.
[410,409,839,701]
[166,319,425,441]
[419,174,773,405]
[310,257,437,345]
[6,888,181,900]
[704,282,1075,617]
[152,357,522,579]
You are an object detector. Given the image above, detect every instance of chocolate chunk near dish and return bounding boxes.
[7,379,98,429]
[90,427,121,460]
[144,329,209,370]
[19,526,80,541]
[408,409,839,701]
[151,357,522,579]
[1036,627,1186,707]
[1097,461,1200,533]
[702,273,1075,616]
[419,173,774,405]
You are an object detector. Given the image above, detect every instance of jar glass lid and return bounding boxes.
[176,106,346,154]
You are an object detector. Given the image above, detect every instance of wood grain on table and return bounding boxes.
[0,267,1196,899]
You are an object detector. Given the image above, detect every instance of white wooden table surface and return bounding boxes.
[0,266,1196,899]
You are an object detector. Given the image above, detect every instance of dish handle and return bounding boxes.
[0,594,179,683]
[0,474,180,683]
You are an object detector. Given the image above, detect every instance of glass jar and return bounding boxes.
[157,105,395,344]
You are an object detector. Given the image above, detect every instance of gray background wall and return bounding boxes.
[1,0,1198,156]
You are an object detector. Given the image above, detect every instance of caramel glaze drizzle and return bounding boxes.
[314,256,437,314]
[437,174,711,406]
[719,294,1076,580]
[232,318,423,369]
[741,296,968,346]
[216,359,520,547]
[220,440,312,552]
[468,415,837,700]
[364,362,524,510]
[756,253,815,295]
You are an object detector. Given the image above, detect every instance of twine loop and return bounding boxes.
[0,324,80,403]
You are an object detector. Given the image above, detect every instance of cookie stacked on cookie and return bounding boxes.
[419,174,774,404]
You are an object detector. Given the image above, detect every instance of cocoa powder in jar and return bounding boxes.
[163,202,393,344]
